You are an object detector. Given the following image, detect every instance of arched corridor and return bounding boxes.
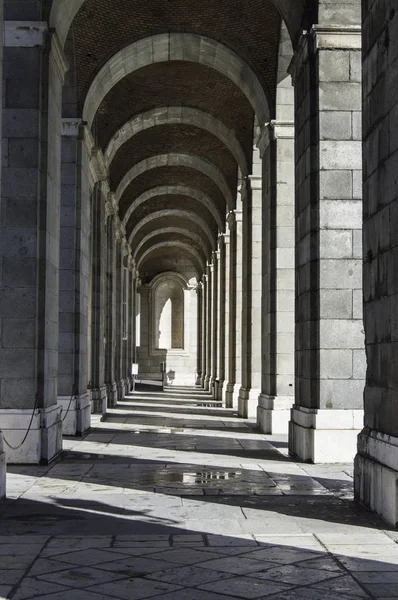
[1,0,398,578]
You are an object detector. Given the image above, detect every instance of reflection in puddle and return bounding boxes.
[182,471,241,484]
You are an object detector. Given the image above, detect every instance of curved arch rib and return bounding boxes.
[138,242,205,274]
[116,153,233,210]
[82,33,269,128]
[129,209,215,252]
[123,185,223,233]
[51,1,305,50]
[105,106,248,176]
[134,228,209,262]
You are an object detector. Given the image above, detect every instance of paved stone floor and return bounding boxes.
[0,386,397,599]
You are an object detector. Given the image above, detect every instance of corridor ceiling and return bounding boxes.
[44,0,314,282]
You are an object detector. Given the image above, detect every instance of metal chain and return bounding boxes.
[60,386,77,423]
[2,386,77,451]
[2,393,40,451]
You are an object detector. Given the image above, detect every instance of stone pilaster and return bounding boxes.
[89,182,108,415]
[104,203,118,407]
[289,25,365,463]
[125,258,135,392]
[238,163,263,418]
[137,285,150,380]
[114,231,127,402]
[0,22,68,463]
[211,251,219,398]
[257,121,295,434]
[204,263,213,391]
[354,2,398,526]
[196,283,203,386]
[225,209,243,408]
[0,3,5,498]
[217,235,228,400]
[58,120,93,435]
[200,276,208,388]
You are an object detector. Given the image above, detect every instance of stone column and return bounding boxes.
[114,231,127,402]
[217,235,227,400]
[89,182,108,414]
[238,164,263,418]
[211,251,219,398]
[257,122,295,433]
[204,263,213,391]
[354,1,398,525]
[58,120,93,435]
[137,285,150,378]
[289,25,364,463]
[125,258,135,393]
[225,209,243,408]
[0,22,68,463]
[104,207,118,406]
[196,283,203,385]
[200,276,207,388]
[0,2,5,498]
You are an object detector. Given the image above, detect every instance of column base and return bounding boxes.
[211,378,219,399]
[0,405,62,464]
[0,433,6,502]
[195,373,202,386]
[225,382,240,409]
[91,385,108,414]
[204,376,211,392]
[355,428,398,527]
[257,394,293,434]
[117,379,126,402]
[106,382,118,408]
[58,393,91,436]
[289,405,363,463]
[238,387,261,418]
[217,380,225,401]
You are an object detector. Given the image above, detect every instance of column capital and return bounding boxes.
[105,192,118,221]
[311,25,362,51]
[4,21,48,47]
[257,120,295,157]
[227,209,243,229]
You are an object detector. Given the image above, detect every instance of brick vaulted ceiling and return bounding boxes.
[68,0,283,277]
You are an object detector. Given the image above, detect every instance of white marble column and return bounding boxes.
[204,263,213,391]
[196,283,204,385]
[0,1,4,496]
[200,276,208,388]
[289,25,364,463]
[217,235,228,400]
[104,207,118,407]
[211,251,219,398]
[257,121,295,433]
[89,182,108,415]
[58,120,93,434]
[225,208,243,408]
[0,22,68,463]
[238,158,263,418]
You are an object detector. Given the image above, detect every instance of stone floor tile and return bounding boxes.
[37,566,127,588]
[197,556,277,575]
[147,565,234,586]
[145,548,222,564]
[0,586,13,599]
[249,565,342,586]
[312,574,369,596]
[243,546,319,565]
[12,578,69,600]
[199,575,292,598]
[87,578,181,600]
[0,570,27,585]
[100,556,180,576]
[49,548,129,566]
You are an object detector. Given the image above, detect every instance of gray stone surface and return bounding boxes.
[0,386,395,600]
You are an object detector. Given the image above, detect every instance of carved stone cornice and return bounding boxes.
[257,120,295,158]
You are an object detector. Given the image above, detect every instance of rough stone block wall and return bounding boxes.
[362,0,398,435]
